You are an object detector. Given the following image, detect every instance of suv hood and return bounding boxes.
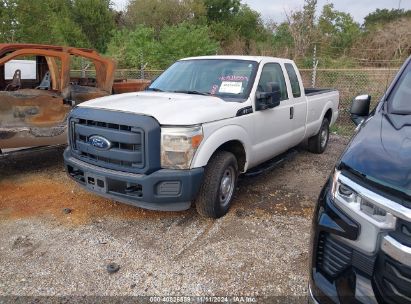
[78,91,249,125]
[340,109,411,196]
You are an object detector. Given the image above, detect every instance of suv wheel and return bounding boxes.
[195,151,238,218]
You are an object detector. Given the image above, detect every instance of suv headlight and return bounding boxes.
[331,170,396,229]
[161,126,203,169]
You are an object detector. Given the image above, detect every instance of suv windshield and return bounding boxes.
[148,59,258,101]
[388,60,411,114]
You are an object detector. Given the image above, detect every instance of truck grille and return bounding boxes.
[70,118,144,173]
[374,253,411,304]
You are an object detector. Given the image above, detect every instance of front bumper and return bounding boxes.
[309,179,370,304]
[310,179,411,304]
[64,148,204,211]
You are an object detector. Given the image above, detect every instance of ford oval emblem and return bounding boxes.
[89,135,112,150]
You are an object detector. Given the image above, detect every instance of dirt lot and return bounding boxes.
[0,135,348,300]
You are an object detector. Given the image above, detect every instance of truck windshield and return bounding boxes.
[388,60,411,114]
[148,59,258,101]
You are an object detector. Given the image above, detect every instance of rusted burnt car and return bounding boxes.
[0,43,149,152]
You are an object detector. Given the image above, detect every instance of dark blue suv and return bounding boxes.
[309,56,411,304]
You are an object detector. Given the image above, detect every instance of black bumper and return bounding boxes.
[310,177,411,304]
[309,179,363,304]
[64,148,204,211]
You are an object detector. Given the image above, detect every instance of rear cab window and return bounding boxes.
[285,63,301,98]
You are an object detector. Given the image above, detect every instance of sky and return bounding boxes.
[112,0,411,24]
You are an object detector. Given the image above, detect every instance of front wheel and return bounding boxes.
[195,151,238,218]
[308,117,330,154]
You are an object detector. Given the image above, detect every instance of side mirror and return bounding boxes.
[256,82,281,111]
[350,94,371,126]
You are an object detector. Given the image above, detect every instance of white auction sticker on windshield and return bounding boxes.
[219,81,242,94]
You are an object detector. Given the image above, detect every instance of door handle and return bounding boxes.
[290,106,294,119]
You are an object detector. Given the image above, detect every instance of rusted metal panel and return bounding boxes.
[0,44,115,93]
[112,80,150,94]
[0,90,70,128]
[0,44,147,150]
[0,90,70,148]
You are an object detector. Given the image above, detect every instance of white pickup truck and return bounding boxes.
[64,56,339,218]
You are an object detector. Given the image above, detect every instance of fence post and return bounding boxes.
[312,44,318,88]
[81,57,86,78]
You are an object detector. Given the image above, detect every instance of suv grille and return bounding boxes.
[374,253,411,304]
[390,218,411,247]
[316,233,352,278]
[70,118,144,172]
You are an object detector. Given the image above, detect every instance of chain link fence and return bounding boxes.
[300,68,399,135]
[71,67,400,136]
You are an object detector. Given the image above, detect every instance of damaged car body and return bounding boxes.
[0,43,146,151]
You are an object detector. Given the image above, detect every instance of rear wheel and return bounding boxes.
[308,117,330,154]
[195,151,238,218]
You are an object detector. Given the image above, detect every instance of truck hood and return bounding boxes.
[78,91,248,125]
[340,109,411,197]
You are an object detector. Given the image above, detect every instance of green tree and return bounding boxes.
[12,0,57,44]
[106,26,159,68]
[286,0,317,58]
[0,0,112,51]
[318,4,360,53]
[364,8,411,29]
[72,0,115,52]
[158,22,219,67]
[204,0,240,22]
[0,0,18,42]
[207,3,267,54]
[125,0,206,33]
[271,22,294,57]
[232,4,267,53]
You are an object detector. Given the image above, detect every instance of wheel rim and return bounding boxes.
[320,126,328,149]
[219,166,235,208]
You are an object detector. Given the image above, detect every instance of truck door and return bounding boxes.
[252,62,295,163]
[284,63,307,146]
[0,56,71,150]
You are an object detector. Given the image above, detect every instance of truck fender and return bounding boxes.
[317,101,335,132]
[191,125,251,172]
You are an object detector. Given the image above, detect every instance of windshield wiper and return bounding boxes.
[172,90,211,96]
[146,87,164,92]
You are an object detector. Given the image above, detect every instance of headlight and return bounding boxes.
[331,170,396,229]
[161,126,203,169]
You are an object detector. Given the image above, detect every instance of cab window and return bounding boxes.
[285,63,301,98]
[257,63,288,101]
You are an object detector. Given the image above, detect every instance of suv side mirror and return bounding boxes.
[256,82,281,111]
[350,94,371,126]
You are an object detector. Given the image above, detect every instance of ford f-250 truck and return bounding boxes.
[64,55,339,218]
[309,56,411,303]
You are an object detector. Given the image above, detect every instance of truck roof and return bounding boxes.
[0,43,97,57]
[180,55,295,63]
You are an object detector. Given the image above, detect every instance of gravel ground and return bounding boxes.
[0,135,349,300]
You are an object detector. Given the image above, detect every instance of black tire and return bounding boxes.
[308,118,330,154]
[195,151,238,218]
